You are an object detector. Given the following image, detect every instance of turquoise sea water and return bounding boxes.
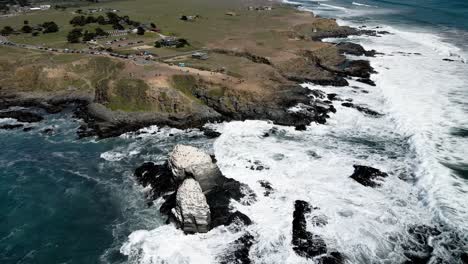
[1,0,468,263]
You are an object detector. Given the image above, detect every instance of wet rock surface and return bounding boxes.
[341,102,383,117]
[219,233,255,264]
[350,165,388,187]
[336,42,376,57]
[292,200,327,258]
[0,124,24,130]
[0,110,43,123]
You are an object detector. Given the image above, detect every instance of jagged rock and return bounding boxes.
[219,233,255,264]
[206,177,255,228]
[258,180,274,196]
[342,60,374,78]
[336,42,376,57]
[292,200,327,258]
[341,102,383,117]
[350,165,388,187]
[356,78,376,86]
[226,211,252,226]
[203,127,221,138]
[135,146,254,231]
[172,178,211,233]
[0,110,44,123]
[0,124,23,130]
[134,162,176,200]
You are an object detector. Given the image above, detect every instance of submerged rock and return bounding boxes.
[172,178,211,233]
[258,180,274,197]
[350,165,388,187]
[292,200,327,258]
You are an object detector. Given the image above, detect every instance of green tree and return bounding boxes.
[21,25,32,33]
[1,26,14,36]
[85,16,96,24]
[70,16,86,27]
[42,22,59,33]
[96,15,107,25]
[95,27,108,37]
[67,28,83,43]
[82,30,96,41]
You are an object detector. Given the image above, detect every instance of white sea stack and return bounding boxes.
[172,178,211,233]
[168,144,221,192]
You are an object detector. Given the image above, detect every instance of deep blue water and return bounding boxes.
[0,109,212,263]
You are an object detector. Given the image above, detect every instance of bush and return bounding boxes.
[21,25,32,33]
[70,16,86,27]
[96,15,107,25]
[42,22,59,33]
[95,27,108,37]
[1,26,14,36]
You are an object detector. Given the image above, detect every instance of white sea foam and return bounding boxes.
[119,3,468,263]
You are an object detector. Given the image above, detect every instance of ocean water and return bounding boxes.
[1,0,468,263]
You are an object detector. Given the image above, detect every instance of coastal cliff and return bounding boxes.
[0,0,380,138]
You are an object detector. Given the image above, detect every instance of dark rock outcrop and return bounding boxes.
[0,124,24,130]
[356,78,376,86]
[134,146,254,232]
[219,233,255,264]
[292,200,327,258]
[0,110,43,123]
[336,42,376,57]
[134,162,176,200]
[202,127,221,138]
[258,180,274,197]
[349,165,388,187]
[341,102,383,117]
[206,176,254,228]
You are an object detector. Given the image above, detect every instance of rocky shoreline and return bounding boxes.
[0,23,381,138]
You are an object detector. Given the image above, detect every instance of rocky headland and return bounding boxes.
[0,0,381,138]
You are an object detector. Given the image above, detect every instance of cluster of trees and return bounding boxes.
[67,27,108,43]
[69,12,140,30]
[0,0,30,13]
[0,20,58,36]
